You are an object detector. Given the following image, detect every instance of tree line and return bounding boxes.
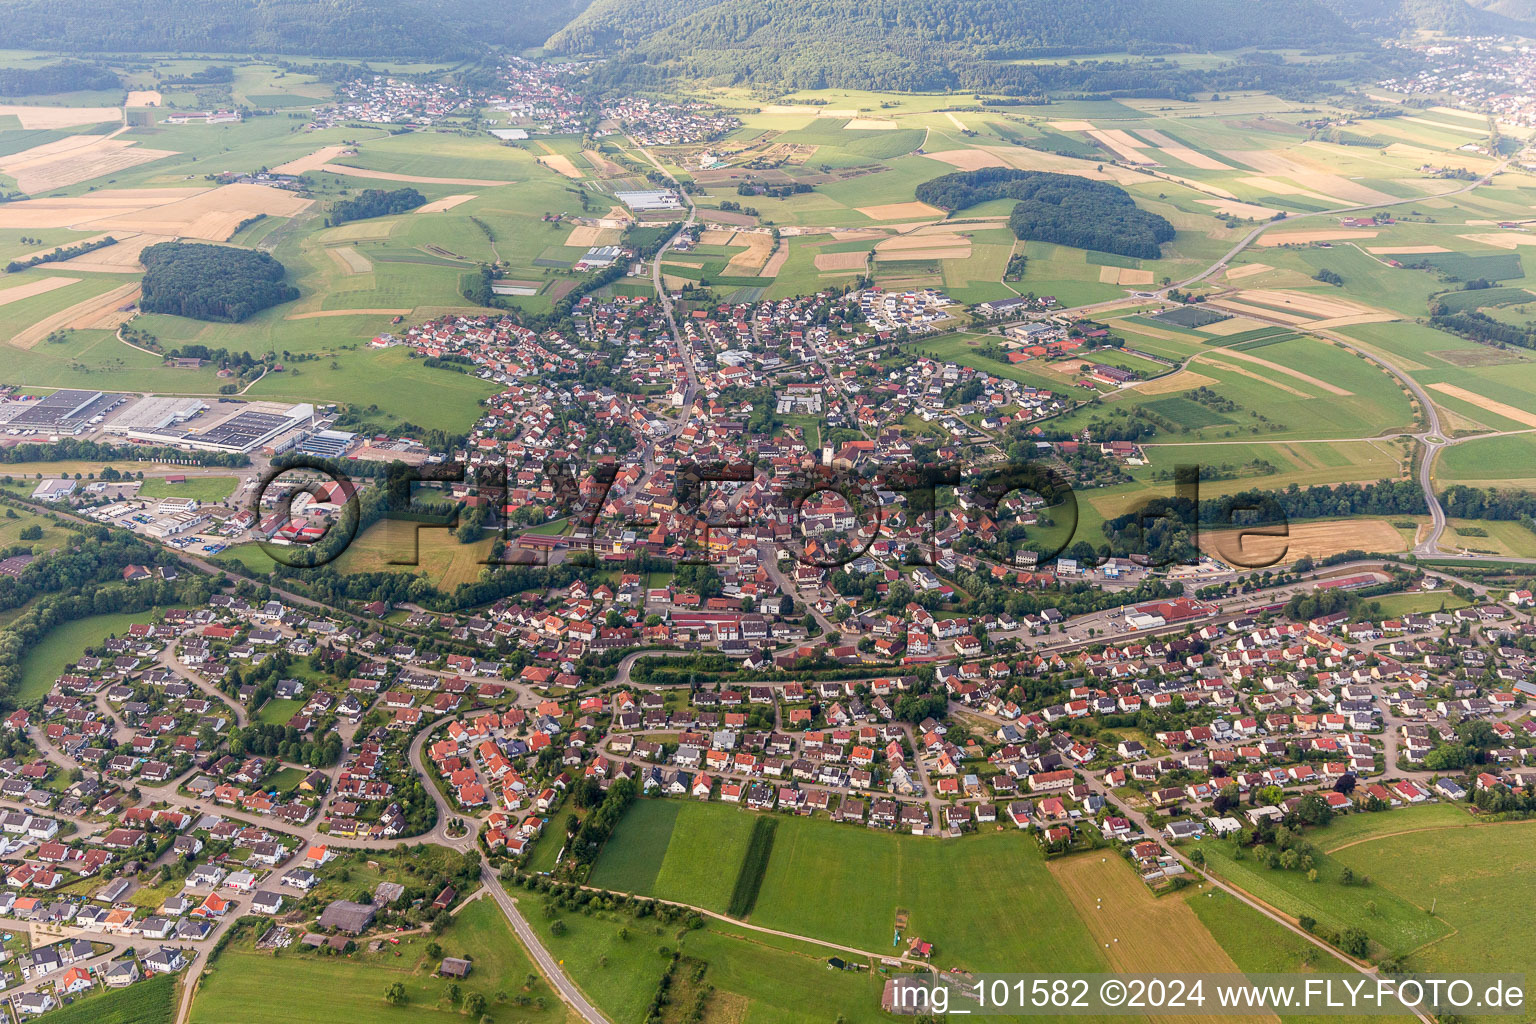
[327,187,426,226]
[5,237,116,274]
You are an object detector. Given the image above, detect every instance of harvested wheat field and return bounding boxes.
[84,184,312,241]
[1133,370,1217,395]
[1198,199,1282,219]
[876,247,969,261]
[1045,120,1096,132]
[830,229,886,243]
[0,134,177,193]
[414,194,478,214]
[320,164,512,186]
[1237,288,1383,320]
[814,251,870,271]
[1235,175,1349,207]
[877,232,966,252]
[1134,129,1233,170]
[537,155,583,180]
[0,276,80,307]
[815,109,860,118]
[59,232,174,273]
[1256,229,1378,246]
[761,242,791,278]
[1207,298,1312,324]
[0,104,121,129]
[125,90,163,106]
[845,118,898,130]
[1225,151,1396,205]
[1224,263,1272,281]
[73,286,140,330]
[564,225,604,248]
[1097,266,1154,286]
[0,191,198,230]
[1365,245,1449,254]
[944,112,966,130]
[699,229,738,245]
[582,149,625,177]
[1457,232,1536,249]
[1197,315,1267,336]
[1428,383,1536,428]
[725,233,775,274]
[10,282,140,349]
[1086,129,1156,164]
[285,307,411,320]
[327,246,373,274]
[320,218,398,242]
[858,201,945,221]
[1050,855,1274,1024]
[922,149,1010,172]
[1307,312,1399,329]
[271,145,353,175]
[1201,518,1405,567]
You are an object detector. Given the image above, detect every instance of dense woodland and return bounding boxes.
[0,0,591,58]
[140,242,299,323]
[916,168,1175,259]
[327,187,426,226]
[0,60,118,96]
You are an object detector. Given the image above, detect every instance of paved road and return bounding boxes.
[480,864,610,1024]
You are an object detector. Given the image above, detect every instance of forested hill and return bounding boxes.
[1320,0,1536,33]
[556,0,1536,92]
[0,0,591,58]
[558,0,1363,91]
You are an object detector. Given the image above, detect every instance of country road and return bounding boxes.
[481,865,611,1024]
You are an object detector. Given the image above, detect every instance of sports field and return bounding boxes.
[137,475,239,504]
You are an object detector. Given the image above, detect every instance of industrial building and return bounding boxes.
[614,189,684,212]
[297,429,358,459]
[117,401,314,454]
[0,390,125,433]
[104,397,209,436]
